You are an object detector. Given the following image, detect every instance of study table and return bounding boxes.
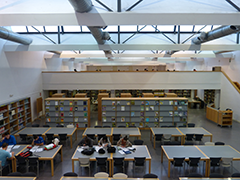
[111,127,141,141]
[82,128,112,138]
[10,145,28,172]
[0,177,36,180]
[43,127,77,148]
[180,178,240,180]
[150,128,183,148]
[14,127,50,140]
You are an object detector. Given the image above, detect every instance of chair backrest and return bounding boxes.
[187,123,195,127]
[94,126,102,128]
[118,125,126,128]
[113,173,128,178]
[163,134,172,140]
[94,172,109,177]
[134,139,144,145]
[129,125,136,127]
[161,125,168,128]
[96,157,107,164]
[59,133,67,140]
[231,173,240,177]
[46,133,54,140]
[209,173,224,178]
[43,124,50,127]
[188,173,202,177]
[32,124,39,127]
[19,134,28,140]
[143,173,158,178]
[178,125,186,127]
[215,142,225,145]
[221,157,233,165]
[170,141,181,145]
[189,157,200,166]
[8,172,22,176]
[134,157,146,166]
[210,157,221,166]
[0,161,2,171]
[168,125,176,127]
[87,134,95,140]
[194,134,203,141]
[113,157,124,165]
[173,157,185,166]
[113,134,121,141]
[205,142,215,146]
[67,124,74,128]
[22,172,37,177]
[184,142,194,145]
[103,126,111,128]
[155,134,163,141]
[98,134,106,140]
[56,124,64,127]
[78,157,90,165]
[63,172,78,177]
[185,134,194,140]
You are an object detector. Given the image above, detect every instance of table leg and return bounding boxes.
[161,147,163,163]
[210,136,212,142]
[154,135,156,149]
[110,136,113,144]
[60,147,63,162]
[148,159,151,173]
[51,159,54,176]
[183,136,186,144]
[72,160,75,172]
[150,131,152,141]
[12,159,16,172]
[70,136,73,149]
[206,159,210,177]
[168,160,171,177]
[75,130,77,140]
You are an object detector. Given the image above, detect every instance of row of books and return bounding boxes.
[46,106,87,111]
[102,105,185,111]
[46,117,88,122]
[46,112,88,117]
[102,111,187,117]
[46,101,88,106]
[108,100,188,106]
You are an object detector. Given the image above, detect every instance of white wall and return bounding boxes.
[0,39,45,120]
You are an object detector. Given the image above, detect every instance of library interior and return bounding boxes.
[1,0,240,180]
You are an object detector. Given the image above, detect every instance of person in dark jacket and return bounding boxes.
[78,136,93,147]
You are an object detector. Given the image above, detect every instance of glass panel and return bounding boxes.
[194,25,212,32]
[45,26,58,32]
[102,25,118,32]
[11,26,27,32]
[138,25,155,32]
[180,25,194,32]
[81,26,90,32]
[157,25,174,32]
[120,25,137,32]
[64,26,81,32]
[27,26,44,32]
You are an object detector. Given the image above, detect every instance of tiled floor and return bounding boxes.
[15,108,240,179]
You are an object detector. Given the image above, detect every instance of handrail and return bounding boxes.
[221,70,240,94]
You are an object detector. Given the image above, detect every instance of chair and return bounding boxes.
[205,142,215,146]
[186,157,201,173]
[171,157,185,177]
[215,142,225,145]
[185,134,194,141]
[96,157,108,172]
[78,157,90,176]
[184,142,194,145]
[187,173,202,177]
[43,124,50,127]
[32,124,39,127]
[129,125,136,127]
[209,173,224,178]
[45,133,54,143]
[170,141,181,145]
[94,172,109,177]
[19,134,28,141]
[163,134,172,145]
[178,125,186,127]
[0,160,11,176]
[56,124,64,127]
[187,123,195,127]
[63,172,78,177]
[161,125,168,128]
[133,157,146,175]
[15,155,27,172]
[210,157,221,172]
[59,133,69,145]
[221,157,233,174]
[118,125,126,128]
[193,134,203,144]
[134,140,144,145]
[103,126,111,128]
[97,134,106,141]
[154,134,163,146]
[94,126,102,128]
[8,172,22,176]
[113,173,128,178]
[87,134,96,141]
[113,134,121,144]
[27,156,39,177]
[67,124,74,128]
[143,173,158,178]
[168,125,176,127]
[231,173,240,177]
[113,157,125,173]
[22,172,37,177]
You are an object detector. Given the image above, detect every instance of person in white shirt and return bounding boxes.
[98,136,111,148]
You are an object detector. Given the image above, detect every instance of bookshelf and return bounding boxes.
[204,90,215,104]
[45,98,90,129]
[218,110,232,127]
[0,97,32,138]
[169,90,191,97]
[101,97,188,128]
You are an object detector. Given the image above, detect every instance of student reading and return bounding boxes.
[117,135,132,147]
[0,143,14,168]
[78,136,93,147]
[32,135,45,146]
[98,135,111,148]
[0,132,16,147]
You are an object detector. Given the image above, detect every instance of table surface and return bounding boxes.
[0,178,36,180]
[11,145,27,156]
[178,127,212,135]
[45,127,76,135]
[197,145,240,159]
[162,145,207,160]
[72,146,111,160]
[180,178,240,180]
[112,128,141,136]
[151,128,182,135]
[15,127,50,135]
[112,145,151,160]
[83,128,112,136]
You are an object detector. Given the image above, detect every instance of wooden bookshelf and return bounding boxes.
[75,93,87,98]
[52,93,66,97]
[218,110,232,127]
[204,90,215,104]
[101,97,188,128]
[97,93,109,121]
[45,98,90,129]
[0,97,32,138]
[120,93,132,97]
[165,93,178,97]
[142,93,154,97]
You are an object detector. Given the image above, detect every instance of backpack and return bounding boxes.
[81,148,95,156]
[16,150,33,161]
[107,146,116,153]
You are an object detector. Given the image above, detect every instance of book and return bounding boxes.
[173,106,178,111]
[46,106,50,110]
[55,106,58,111]
[139,122,143,127]
[70,107,73,111]
[55,113,58,117]
[131,101,135,105]
[46,101,50,105]
[126,101,130,105]
[154,117,159,122]
[145,106,149,111]
[46,112,49,117]
[117,101,120,105]
[121,117,125,122]
[160,101,163,105]
[141,106,144,111]
[141,117,145,122]
[169,111,173,116]
[102,112,106,116]
[84,118,87,121]
[84,112,87,116]
[131,111,135,116]
[61,112,64,117]
[178,106,183,111]
[145,101,149,105]
[145,122,149,127]
[179,112,183,117]
[69,112,73,116]
[112,122,116,127]
[141,101,145,105]
[111,117,115,122]
[69,101,73,105]
[169,101,173,105]
[126,122,129,127]
[83,101,87,105]
[75,107,78,111]
[74,101,77,105]
[140,112,144,116]
[150,106,154,111]
[145,117,149,122]
[60,107,63,111]
[154,122,159,127]
[83,106,87,111]
[55,101,58,105]
[155,111,159,116]
[103,117,107,122]
[102,106,106,111]
[112,106,116,110]
[61,118,64,122]
[174,111,179,116]
[74,117,78,122]
[155,101,159,105]
[112,101,115,105]
[47,118,51,122]
[121,106,125,111]
[60,101,64,106]
[174,100,178,105]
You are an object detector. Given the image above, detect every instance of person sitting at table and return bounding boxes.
[32,135,44,146]
[0,143,14,170]
[0,132,16,147]
[98,136,111,148]
[117,135,132,147]
[78,136,93,147]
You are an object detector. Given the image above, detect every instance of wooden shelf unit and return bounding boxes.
[169,90,191,98]
[45,98,90,129]
[0,97,32,138]
[204,90,215,104]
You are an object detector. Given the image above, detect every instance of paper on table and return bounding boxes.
[77,148,84,152]
[13,145,20,149]
[95,146,101,152]
[30,149,36,153]
[118,150,125,155]
[36,148,43,152]
[120,147,129,151]
[8,145,14,148]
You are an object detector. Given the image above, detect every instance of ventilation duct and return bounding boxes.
[0,27,32,45]
[192,25,240,44]
[48,51,62,55]
[68,0,112,58]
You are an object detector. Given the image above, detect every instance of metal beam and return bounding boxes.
[126,0,143,11]
[237,32,240,44]
[226,0,240,11]
[118,26,120,44]
[152,25,176,44]
[95,0,113,12]
[58,26,61,44]
[177,25,180,44]
[31,26,57,44]
[117,0,121,12]
[181,25,207,44]
[122,25,147,44]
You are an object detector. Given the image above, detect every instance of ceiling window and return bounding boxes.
[63,26,81,32]
[11,26,27,32]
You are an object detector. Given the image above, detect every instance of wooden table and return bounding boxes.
[0,177,36,180]
[14,127,50,140]
[10,145,28,172]
[111,127,141,142]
